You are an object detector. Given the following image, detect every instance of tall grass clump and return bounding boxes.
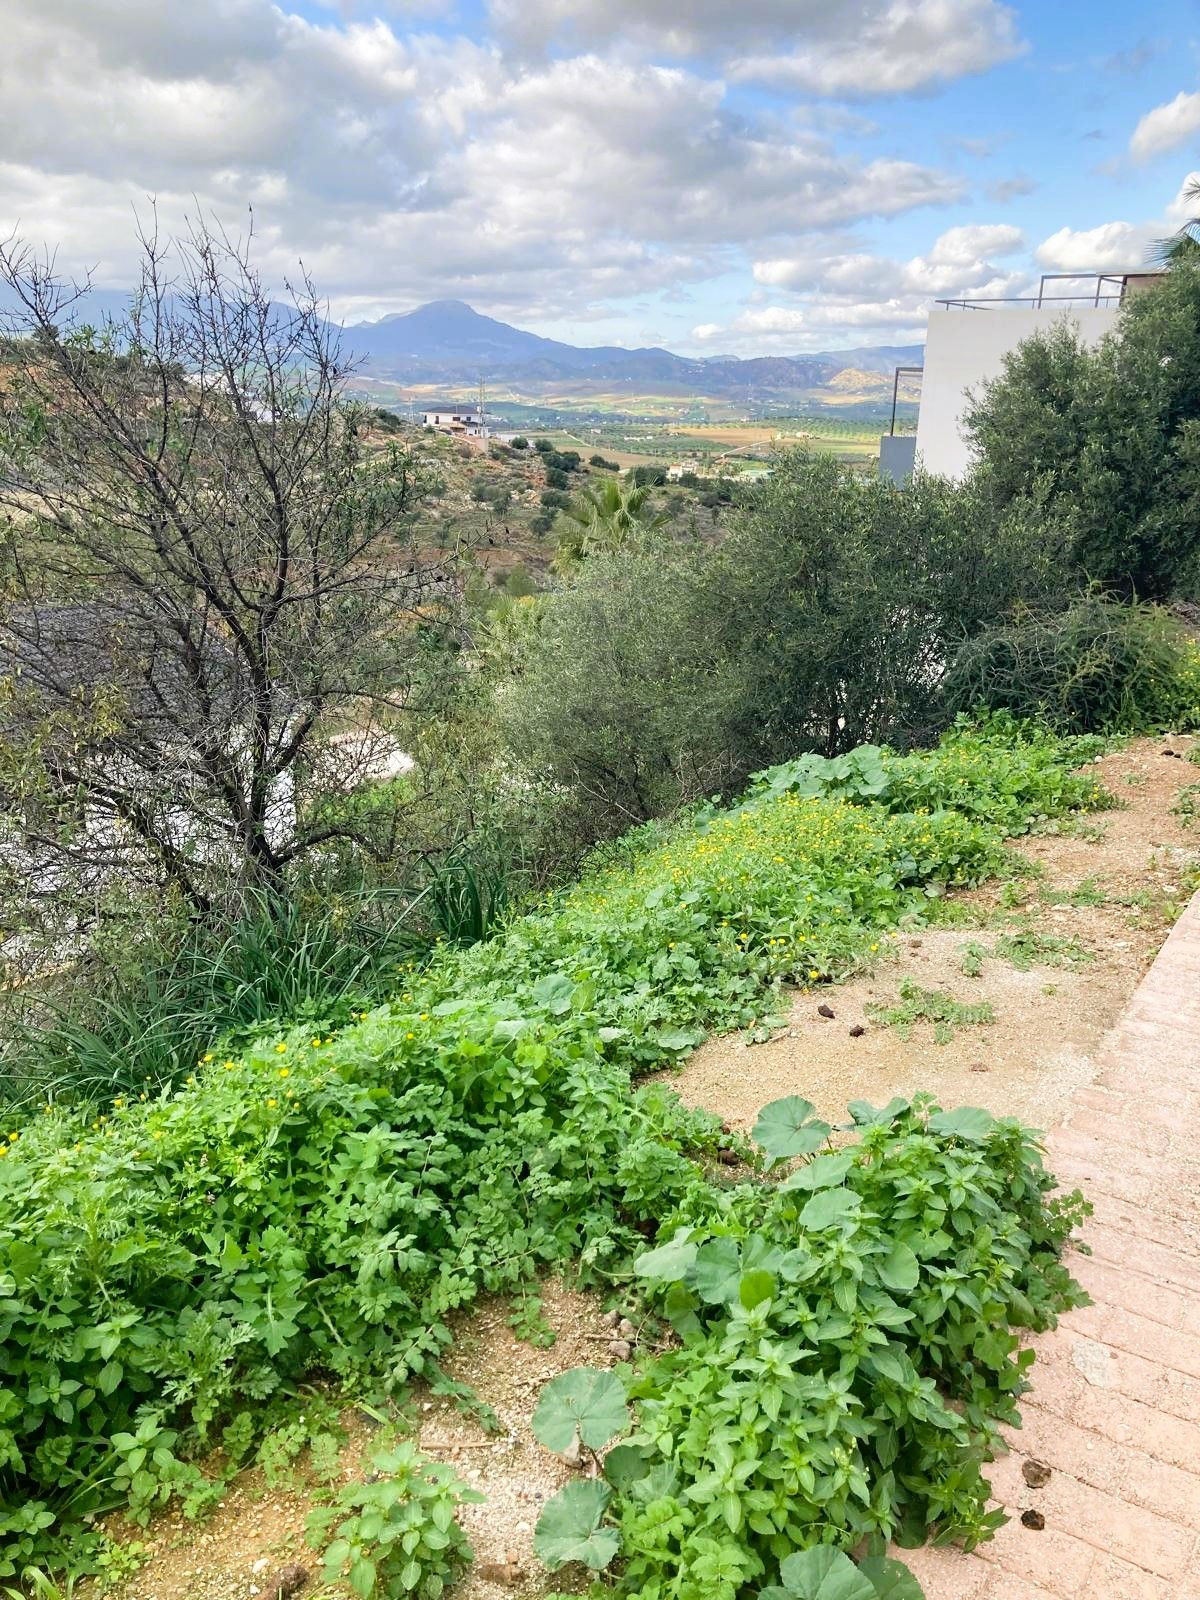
[0,888,429,1109]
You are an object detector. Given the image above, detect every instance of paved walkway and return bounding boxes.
[903,892,1200,1600]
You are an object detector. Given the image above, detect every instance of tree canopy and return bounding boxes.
[964,264,1200,600]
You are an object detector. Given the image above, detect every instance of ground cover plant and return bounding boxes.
[530,1094,1086,1600]
[0,722,1104,1581]
[865,980,996,1045]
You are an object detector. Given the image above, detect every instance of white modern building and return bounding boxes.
[887,272,1164,482]
[422,408,489,439]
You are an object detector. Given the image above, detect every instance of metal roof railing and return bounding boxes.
[935,271,1163,312]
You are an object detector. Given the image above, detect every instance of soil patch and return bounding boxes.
[103,1282,618,1600]
[665,736,1200,1132]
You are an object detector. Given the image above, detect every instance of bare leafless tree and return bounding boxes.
[0,216,458,937]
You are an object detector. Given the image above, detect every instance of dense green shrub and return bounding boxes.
[535,1095,1085,1597]
[964,264,1200,600]
[496,534,730,836]
[945,597,1200,733]
[500,454,1059,838]
[0,724,1101,1575]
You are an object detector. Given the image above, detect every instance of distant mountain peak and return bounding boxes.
[339,299,922,397]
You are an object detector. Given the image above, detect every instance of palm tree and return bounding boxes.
[1154,177,1200,266]
[553,476,668,569]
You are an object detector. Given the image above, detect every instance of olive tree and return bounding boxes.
[498,452,1050,839]
[963,263,1200,600]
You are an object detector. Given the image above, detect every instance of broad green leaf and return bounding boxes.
[532,1368,629,1453]
[753,1097,832,1164]
[663,1280,703,1342]
[858,1556,926,1599]
[349,1556,377,1598]
[603,1442,652,1491]
[692,1237,743,1305]
[634,1230,697,1285]
[533,1479,619,1572]
[781,1151,854,1192]
[779,1246,822,1283]
[739,1268,776,1310]
[778,1547,876,1600]
[877,1241,920,1294]
[531,972,575,1015]
[846,1097,910,1128]
[798,1188,862,1231]
[928,1106,995,1142]
[654,1025,704,1051]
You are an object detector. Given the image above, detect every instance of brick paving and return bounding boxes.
[901,892,1200,1599]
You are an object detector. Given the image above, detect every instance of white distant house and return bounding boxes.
[422,408,489,439]
[881,271,1165,483]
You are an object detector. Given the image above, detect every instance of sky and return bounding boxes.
[2,0,1200,356]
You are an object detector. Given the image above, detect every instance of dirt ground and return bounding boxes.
[669,736,1200,1134]
[104,736,1200,1600]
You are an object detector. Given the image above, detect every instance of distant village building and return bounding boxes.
[422,408,489,440]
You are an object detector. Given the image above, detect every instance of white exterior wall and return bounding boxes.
[915,304,1117,479]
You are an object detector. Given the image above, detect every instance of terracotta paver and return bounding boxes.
[900,891,1200,1598]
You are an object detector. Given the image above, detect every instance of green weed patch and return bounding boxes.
[866,981,996,1045]
[0,722,1104,1581]
[529,1095,1087,1598]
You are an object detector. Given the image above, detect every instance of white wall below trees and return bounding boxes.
[915,304,1117,479]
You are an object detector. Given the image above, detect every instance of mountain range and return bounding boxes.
[339,299,922,394]
[0,284,923,398]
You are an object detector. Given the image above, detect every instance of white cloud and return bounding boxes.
[1034,174,1200,273]
[698,223,1028,351]
[987,175,1036,203]
[0,0,965,327]
[1035,221,1149,272]
[732,0,1024,98]
[489,0,1023,98]
[1130,90,1200,162]
[754,223,1024,299]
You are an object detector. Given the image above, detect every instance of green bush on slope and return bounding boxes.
[536,1095,1085,1600]
[0,722,1104,1575]
[945,598,1200,734]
